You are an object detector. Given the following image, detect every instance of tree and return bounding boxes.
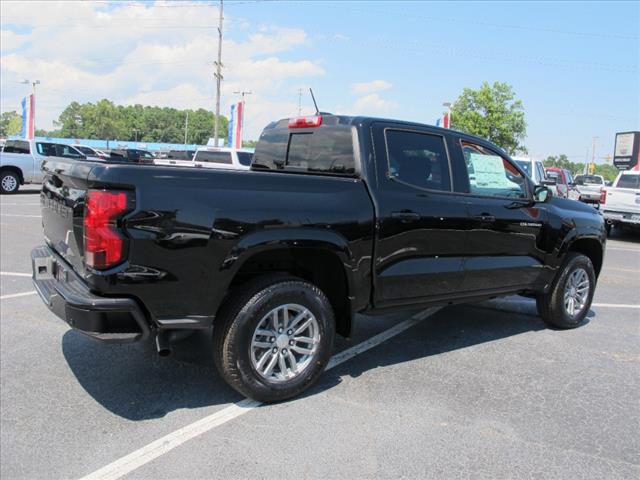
[52,101,228,144]
[0,111,23,137]
[451,81,527,155]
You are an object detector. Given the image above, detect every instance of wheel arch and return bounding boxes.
[0,166,24,185]
[567,237,603,277]
[221,230,357,337]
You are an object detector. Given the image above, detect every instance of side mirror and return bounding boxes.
[534,185,552,203]
[542,178,557,186]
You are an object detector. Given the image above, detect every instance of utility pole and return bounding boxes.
[591,136,598,164]
[233,90,251,147]
[297,88,302,116]
[213,0,224,146]
[184,111,189,145]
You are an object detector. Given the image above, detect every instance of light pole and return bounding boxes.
[233,90,251,147]
[21,79,41,133]
[442,101,452,128]
[213,0,224,146]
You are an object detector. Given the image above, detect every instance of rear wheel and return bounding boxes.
[536,253,595,329]
[0,171,20,194]
[213,275,335,402]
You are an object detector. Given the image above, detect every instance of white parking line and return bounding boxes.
[79,306,442,480]
[592,303,640,309]
[607,247,640,253]
[0,291,37,300]
[604,267,640,274]
[0,203,41,206]
[0,214,41,218]
[0,272,32,277]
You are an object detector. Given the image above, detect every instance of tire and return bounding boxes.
[536,252,595,329]
[605,223,612,237]
[0,171,20,194]
[213,274,335,402]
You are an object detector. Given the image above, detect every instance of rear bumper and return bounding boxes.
[602,210,640,225]
[31,245,150,342]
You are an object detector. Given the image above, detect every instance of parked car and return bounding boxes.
[153,147,252,170]
[32,114,606,402]
[546,167,580,200]
[0,139,86,193]
[74,145,109,160]
[601,170,640,235]
[513,156,548,185]
[574,174,605,207]
[109,148,156,163]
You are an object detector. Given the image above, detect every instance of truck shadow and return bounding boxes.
[62,299,594,420]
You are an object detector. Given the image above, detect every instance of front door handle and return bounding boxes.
[391,211,420,223]
[473,214,496,222]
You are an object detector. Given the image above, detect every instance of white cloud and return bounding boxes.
[353,93,398,115]
[351,80,392,95]
[0,30,29,52]
[0,1,325,139]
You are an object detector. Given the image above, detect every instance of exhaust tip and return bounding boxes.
[155,332,172,357]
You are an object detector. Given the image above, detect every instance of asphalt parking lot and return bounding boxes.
[1,188,639,480]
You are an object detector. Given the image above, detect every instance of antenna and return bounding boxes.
[309,88,319,115]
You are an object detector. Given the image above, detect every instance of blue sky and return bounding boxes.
[1,0,638,161]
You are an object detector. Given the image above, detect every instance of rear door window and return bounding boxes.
[4,140,30,154]
[384,129,451,191]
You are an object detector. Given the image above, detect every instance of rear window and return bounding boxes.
[196,151,232,164]
[253,126,355,175]
[575,175,603,185]
[3,140,30,154]
[616,174,640,189]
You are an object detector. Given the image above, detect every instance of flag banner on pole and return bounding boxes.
[442,111,450,129]
[21,95,34,139]
[228,102,243,149]
[227,104,235,148]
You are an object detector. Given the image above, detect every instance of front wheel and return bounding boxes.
[536,252,595,329]
[213,275,335,402]
[0,171,20,194]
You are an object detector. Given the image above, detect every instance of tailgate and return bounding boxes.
[604,189,640,214]
[41,157,95,276]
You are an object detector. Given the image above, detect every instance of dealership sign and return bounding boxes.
[613,131,639,170]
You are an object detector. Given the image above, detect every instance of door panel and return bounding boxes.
[371,123,470,307]
[457,140,547,292]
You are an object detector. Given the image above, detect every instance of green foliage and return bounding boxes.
[544,154,619,182]
[0,111,23,137]
[451,81,527,155]
[49,100,228,144]
[242,139,258,148]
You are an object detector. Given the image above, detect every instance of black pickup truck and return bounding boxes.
[32,114,606,401]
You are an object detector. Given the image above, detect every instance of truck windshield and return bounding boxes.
[617,174,640,189]
[196,151,232,164]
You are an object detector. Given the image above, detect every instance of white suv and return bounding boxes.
[513,156,548,185]
[154,147,253,170]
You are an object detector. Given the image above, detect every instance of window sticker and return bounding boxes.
[468,153,513,189]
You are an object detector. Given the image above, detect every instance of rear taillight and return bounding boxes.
[84,190,131,269]
[288,115,323,128]
[600,189,607,204]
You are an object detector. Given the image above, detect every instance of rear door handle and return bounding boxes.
[391,211,420,223]
[473,214,496,222]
